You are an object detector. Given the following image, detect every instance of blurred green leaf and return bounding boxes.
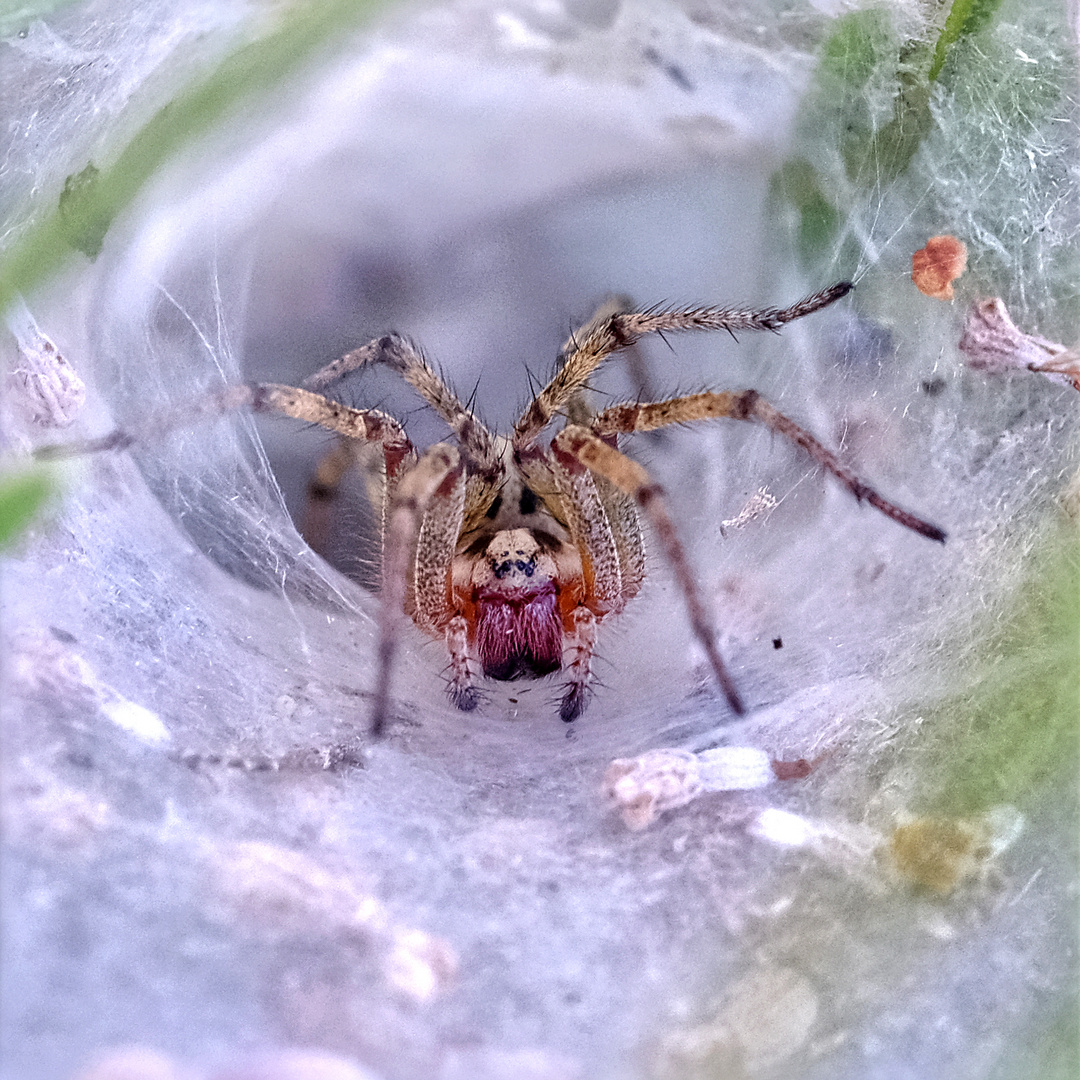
[0,0,79,38]
[845,71,934,185]
[930,0,1007,81]
[817,8,892,92]
[58,163,105,259]
[0,0,389,311]
[0,466,53,548]
[772,0,1015,270]
[771,158,841,264]
[926,521,1080,816]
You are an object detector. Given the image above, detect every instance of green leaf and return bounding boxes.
[845,75,935,185]
[58,163,105,259]
[929,0,1007,81]
[772,158,841,262]
[0,0,390,310]
[0,467,53,548]
[0,0,79,38]
[817,8,892,93]
[925,522,1080,816]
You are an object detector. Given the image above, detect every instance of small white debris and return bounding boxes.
[749,803,1024,895]
[981,805,1025,857]
[720,486,777,535]
[3,765,112,853]
[493,11,551,51]
[385,926,458,1003]
[98,695,172,745]
[750,807,817,847]
[659,965,819,1074]
[10,628,171,745]
[70,1045,184,1080]
[274,693,298,720]
[748,809,883,884]
[208,841,457,1002]
[214,1050,381,1080]
[604,749,702,830]
[697,746,776,790]
[210,840,391,937]
[724,966,819,1071]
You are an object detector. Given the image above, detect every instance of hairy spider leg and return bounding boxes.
[564,294,658,409]
[444,613,482,713]
[37,377,476,736]
[560,606,598,722]
[34,382,416,473]
[252,389,483,730]
[374,443,465,736]
[301,332,505,538]
[303,332,502,478]
[590,391,946,542]
[529,438,645,720]
[302,435,416,571]
[552,425,745,716]
[512,282,854,450]
[409,450,467,635]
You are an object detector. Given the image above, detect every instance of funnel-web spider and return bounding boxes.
[44,281,944,736]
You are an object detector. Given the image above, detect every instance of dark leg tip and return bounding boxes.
[901,512,947,544]
[449,683,482,712]
[724,686,746,717]
[559,684,591,723]
[923,523,948,544]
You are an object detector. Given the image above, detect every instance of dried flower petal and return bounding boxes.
[912,235,968,300]
[5,297,86,428]
[1034,351,1080,391]
[603,746,776,829]
[604,750,702,830]
[958,298,1080,391]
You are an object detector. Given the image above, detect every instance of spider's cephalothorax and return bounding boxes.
[47,282,945,734]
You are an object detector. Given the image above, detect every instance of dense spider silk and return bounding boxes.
[2,2,1077,1080]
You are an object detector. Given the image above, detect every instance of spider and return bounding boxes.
[43,281,944,736]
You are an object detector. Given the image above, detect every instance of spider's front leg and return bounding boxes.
[444,614,482,712]
[590,392,946,542]
[560,606,598,722]
[374,443,466,736]
[553,425,746,716]
[556,389,946,715]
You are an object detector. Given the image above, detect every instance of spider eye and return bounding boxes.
[492,556,537,580]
